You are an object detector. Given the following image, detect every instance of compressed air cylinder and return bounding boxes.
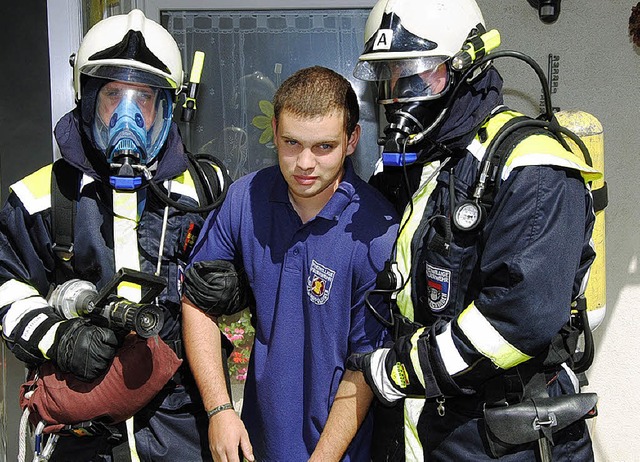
[555,110,606,330]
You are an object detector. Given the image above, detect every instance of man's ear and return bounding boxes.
[346,124,361,156]
[271,116,277,137]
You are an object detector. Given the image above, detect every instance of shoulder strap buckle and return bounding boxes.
[52,243,74,262]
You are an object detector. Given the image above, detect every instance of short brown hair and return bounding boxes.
[273,66,359,136]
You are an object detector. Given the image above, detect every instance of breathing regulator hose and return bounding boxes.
[407,32,593,168]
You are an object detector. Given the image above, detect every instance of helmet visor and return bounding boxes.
[93,80,173,165]
[82,64,178,90]
[354,56,451,104]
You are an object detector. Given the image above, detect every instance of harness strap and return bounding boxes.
[50,160,80,285]
[477,115,544,211]
[591,181,608,213]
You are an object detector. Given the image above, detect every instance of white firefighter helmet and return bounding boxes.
[354,0,485,103]
[72,9,184,101]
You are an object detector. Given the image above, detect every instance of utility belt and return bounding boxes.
[389,306,598,459]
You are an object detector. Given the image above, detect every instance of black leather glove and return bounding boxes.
[49,318,119,382]
[183,260,255,317]
[346,352,372,374]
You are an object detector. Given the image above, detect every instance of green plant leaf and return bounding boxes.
[252,114,271,130]
[259,127,273,144]
[259,100,274,117]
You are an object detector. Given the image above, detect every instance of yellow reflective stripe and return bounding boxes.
[409,327,426,388]
[113,190,142,302]
[167,164,225,204]
[165,171,199,203]
[9,164,53,215]
[458,302,532,369]
[396,161,443,319]
[504,134,602,183]
[478,109,523,148]
[435,322,469,375]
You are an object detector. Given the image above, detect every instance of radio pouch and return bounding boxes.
[484,393,598,457]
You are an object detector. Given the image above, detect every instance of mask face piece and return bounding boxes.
[379,98,448,166]
[93,80,173,168]
[356,57,453,166]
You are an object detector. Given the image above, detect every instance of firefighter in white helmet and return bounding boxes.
[0,9,230,461]
[349,0,602,460]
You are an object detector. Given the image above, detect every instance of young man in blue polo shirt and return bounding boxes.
[181,66,399,461]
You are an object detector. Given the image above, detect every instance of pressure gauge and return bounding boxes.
[453,200,483,231]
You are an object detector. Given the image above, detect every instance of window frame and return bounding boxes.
[138,0,377,22]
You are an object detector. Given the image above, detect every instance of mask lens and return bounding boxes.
[93,81,173,165]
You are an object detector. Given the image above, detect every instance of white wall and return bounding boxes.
[479,1,640,460]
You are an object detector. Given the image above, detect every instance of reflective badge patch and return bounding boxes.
[391,362,410,389]
[21,313,48,341]
[373,29,393,51]
[307,259,335,305]
[426,264,451,312]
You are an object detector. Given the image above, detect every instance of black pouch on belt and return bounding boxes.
[483,393,598,457]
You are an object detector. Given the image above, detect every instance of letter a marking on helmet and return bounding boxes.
[373,30,393,50]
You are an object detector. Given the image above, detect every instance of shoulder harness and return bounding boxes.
[50,154,230,284]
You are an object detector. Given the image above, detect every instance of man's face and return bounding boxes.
[273,109,360,206]
[96,81,158,130]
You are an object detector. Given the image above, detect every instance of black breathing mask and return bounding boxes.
[380,97,449,167]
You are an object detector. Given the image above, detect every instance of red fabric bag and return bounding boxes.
[19,334,182,434]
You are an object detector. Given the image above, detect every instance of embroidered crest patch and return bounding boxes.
[426,263,451,312]
[307,259,335,305]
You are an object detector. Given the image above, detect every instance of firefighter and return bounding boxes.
[0,10,229,461]
[348,0,602,460]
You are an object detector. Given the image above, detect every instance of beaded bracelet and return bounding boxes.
[206,402,234,419]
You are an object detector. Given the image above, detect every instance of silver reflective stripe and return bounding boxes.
[38,320,63,359]
[404,398,425,462]
[458,303,532,369]
[2,296,49,337]
[435,322,469,376]
[163,177,199,203]
[368,348,406,403]
[0,279,40,307]
[112,190,142,462]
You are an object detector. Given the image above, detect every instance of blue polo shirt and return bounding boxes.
[189,158,398,461]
